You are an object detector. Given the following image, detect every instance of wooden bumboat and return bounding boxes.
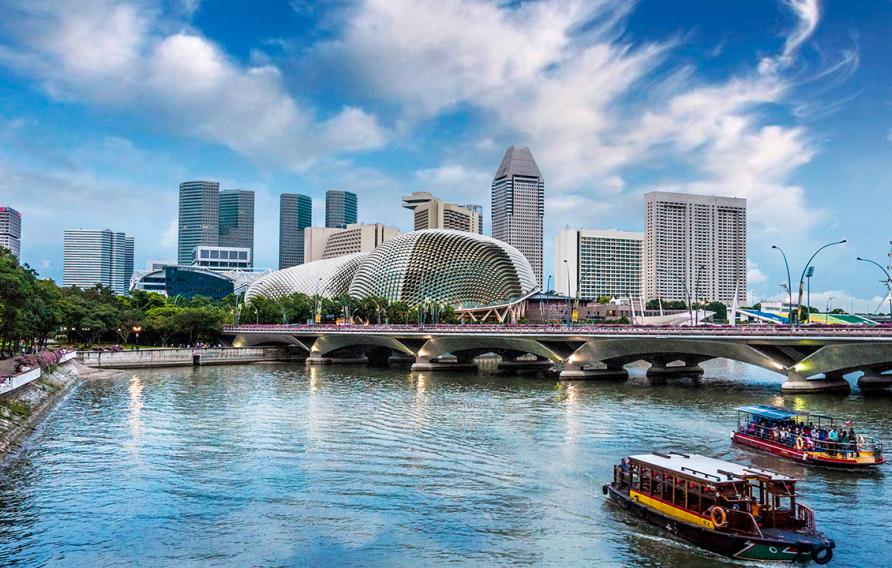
[603,452,835,564]
[732,405,884,468]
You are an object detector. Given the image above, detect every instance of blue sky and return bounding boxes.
[0,0,890,310]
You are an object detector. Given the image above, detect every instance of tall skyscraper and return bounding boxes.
[643,191,747,304]
[0,206,22,259]
[219,189,255,256]
[491,146,544,287]
[460,203,484,234]
[279,193,313,269]
[325,190,357,229]
[401,192,481,233]
[178,181,220,265]
[555,229,643,300]
[63,229,135,294]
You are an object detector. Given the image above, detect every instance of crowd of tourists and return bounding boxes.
[743,417,862,456]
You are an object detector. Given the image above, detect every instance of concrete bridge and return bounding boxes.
[222,324,892,393]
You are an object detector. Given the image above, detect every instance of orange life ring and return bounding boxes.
[709,506,728,528]
[795,436,805,450]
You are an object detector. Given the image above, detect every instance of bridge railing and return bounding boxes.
[223,323,892,337]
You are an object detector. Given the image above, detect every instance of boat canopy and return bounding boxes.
[736,405,800,421]
[736,405,832,422]
[629,452,796,483]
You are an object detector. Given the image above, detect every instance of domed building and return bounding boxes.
[244,252,367,302]
[347,230,536,306]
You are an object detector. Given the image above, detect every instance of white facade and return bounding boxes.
[304,223,399,262]
[402,192,481,233]
[555,229,643,300]
[0,206,22,259]
[63,228,134,294]
[191,245,252,271]
[643,191,746,304]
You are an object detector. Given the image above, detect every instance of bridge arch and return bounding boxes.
[568,338,787,374]
[418,336,563,363]
[309,334,417,359]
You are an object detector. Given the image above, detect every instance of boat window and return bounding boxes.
[673,476,686,507]
[688,482,700,512]
[640,468,652,495]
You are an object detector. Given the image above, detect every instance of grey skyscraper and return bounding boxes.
[0,206,22,259]
[325,190,357,229]
[63,229,135,294]
[491,146,544,287]
[178,181,220,265]
[219,189,255,259]
[279,193,313,269]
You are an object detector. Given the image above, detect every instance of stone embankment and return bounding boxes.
[0,359,115,458]
[80,347,305,369]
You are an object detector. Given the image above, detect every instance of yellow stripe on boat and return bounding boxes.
[629,490,716,530]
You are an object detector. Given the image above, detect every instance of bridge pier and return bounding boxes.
[560,362,628,381]
[411,356,478,372]
[646,357,705,380]
[781,371,851,394]
[857,369,892,390]
[306,355,368,365]
[496,357,554,375]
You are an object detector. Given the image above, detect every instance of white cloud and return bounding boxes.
[747,259,768,284]
[0,1,386,170]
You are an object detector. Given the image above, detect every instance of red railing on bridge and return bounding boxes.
[223,323,892,338]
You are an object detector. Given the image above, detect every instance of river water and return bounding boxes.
[0,361,889,567]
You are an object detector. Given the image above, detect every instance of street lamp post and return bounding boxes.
[771,245,794,324]
[797,240,846,323]
[805,266,814,322]
[693,263,706,324]
[563,260,572,326]
[856,256,892,319]
[132,325,142,350]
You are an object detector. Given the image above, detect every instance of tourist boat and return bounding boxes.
[603,452,835,564]
[732,405,884,468]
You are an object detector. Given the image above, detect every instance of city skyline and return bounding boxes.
[1,1,890,310]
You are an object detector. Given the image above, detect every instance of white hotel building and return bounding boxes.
[643,191,747,305]
[555,229,644,300]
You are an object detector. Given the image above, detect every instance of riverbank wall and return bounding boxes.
[79,347,306,369]
[0,359,110,458]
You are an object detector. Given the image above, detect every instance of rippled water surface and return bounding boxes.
[0,361,890,567]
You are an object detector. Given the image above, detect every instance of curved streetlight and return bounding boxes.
[797,240,846,323]
[771,245,793,324]
[693,263,707,323]
[856,257,892,318]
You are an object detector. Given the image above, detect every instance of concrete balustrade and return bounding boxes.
[79,347,303,369]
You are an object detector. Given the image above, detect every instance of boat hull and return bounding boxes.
[604,485,833,563]
[732,432,884,468]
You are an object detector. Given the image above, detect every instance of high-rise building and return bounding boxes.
[555,229,643,300]
[325,190,357,229]
[304,223,399,262]
[401,192,481,233]
[178,180,220,265]
[0,206,22,259]
[491,146,544,287]
[63,228,135,294]
[460,204,484,234]
[219,189,254,257]
[643,191,747,304]
[279,193,313,269]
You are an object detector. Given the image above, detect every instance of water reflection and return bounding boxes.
[0,360,887,567]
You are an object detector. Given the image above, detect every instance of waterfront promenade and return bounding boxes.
[224,323,892,393]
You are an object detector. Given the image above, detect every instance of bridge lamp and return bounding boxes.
[855,257,892,319]
[797,240,846,323]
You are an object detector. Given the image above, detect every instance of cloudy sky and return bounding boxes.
[1,0,890,310]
